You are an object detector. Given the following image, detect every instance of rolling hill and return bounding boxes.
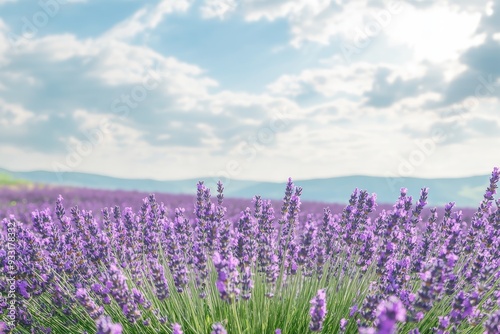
[0,167,490,208]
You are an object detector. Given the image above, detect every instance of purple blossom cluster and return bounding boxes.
[309,289,327,331]
[0,168,499,333]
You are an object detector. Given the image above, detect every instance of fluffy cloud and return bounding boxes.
[103,0,191,41]
[200,0,237,19]
[385,5,484,62]
[267,62,376,98]
[0,0,499,181]
[0,10,304,178]
[243,0,377,47]
[0,20,9,65]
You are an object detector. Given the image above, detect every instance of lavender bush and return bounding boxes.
[0,168,499,333]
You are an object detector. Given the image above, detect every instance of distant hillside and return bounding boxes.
[0,172,30,186]
[0,167,490,208]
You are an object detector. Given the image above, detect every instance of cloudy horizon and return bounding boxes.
[0,0,499,182]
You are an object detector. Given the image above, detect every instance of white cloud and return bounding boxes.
[244,0,331,22]
[386,5,484,62]
[267,62,376,97]
[15,33,96,61]
[103,0,191,41]
[0,98,35,126]
[266,60,439,104]
[207,90,300,119]
[486,1,494,16]
[242,0,409,47]
[241,0,488,61]
[4,27,218,96]
[200,0,237,19]
[244,0,346,47]
[0,19,8,65]
[86,39,218,96]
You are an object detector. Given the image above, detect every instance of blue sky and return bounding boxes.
[0,0,499,182]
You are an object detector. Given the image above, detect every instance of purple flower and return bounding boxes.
[193,239,209,298]
[75,288,104,320]
[374,296,406,334]
[211,323,227,334]
[213,251,240,303]
[241,266,253,300]
[132,288,151,309]
[96,316,122,334]
[167,210,189,293]
[106,264,141,323]
[415,259,445,311]
[484,167,499,200]
[298,216,317,277]
[340,318,348,332]
[279,183,302,263]
[350,304,359,317]
[0,322,9,333]
[275,329,282,334]
[18,280,30,299]
[484,309,500,334]
[280,177,295,219]
[309,289,327,332]
[360,294,383,323]
[216,181,224,205]
[284,238,299,277]
[436,316,450,332]
[149,258,170,300]
[235,208,257,299]
[172,323,184,334]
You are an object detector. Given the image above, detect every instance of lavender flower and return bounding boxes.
[374,296,406,334]
[213,251,240,303]
[107,264,141,323]
[96,316,122,334]
[211,322,227,334]
[75,288,104,320]
[309,289,327,332]
[298,215,317,277]
[193,240,208,298]
[340,318,348,332]
[149,258,170,300]
[167,210,189,293]
[172,323,184,334]
[235,208,257,299]
[484,309,500,334]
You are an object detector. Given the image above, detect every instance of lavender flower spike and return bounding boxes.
[374,296,406,334]
[484,309,500,334]
[211,322,227,334]
[172,323,184,334]
[309,289,327,332]
[96,316,122,334]
[75,288,104,320]
[340,318,348,332]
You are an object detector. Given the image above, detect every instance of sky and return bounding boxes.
[0,0,499,183]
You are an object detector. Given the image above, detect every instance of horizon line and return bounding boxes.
[1,166,494,184]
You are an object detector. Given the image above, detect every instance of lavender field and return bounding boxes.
[0,168,498,333]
